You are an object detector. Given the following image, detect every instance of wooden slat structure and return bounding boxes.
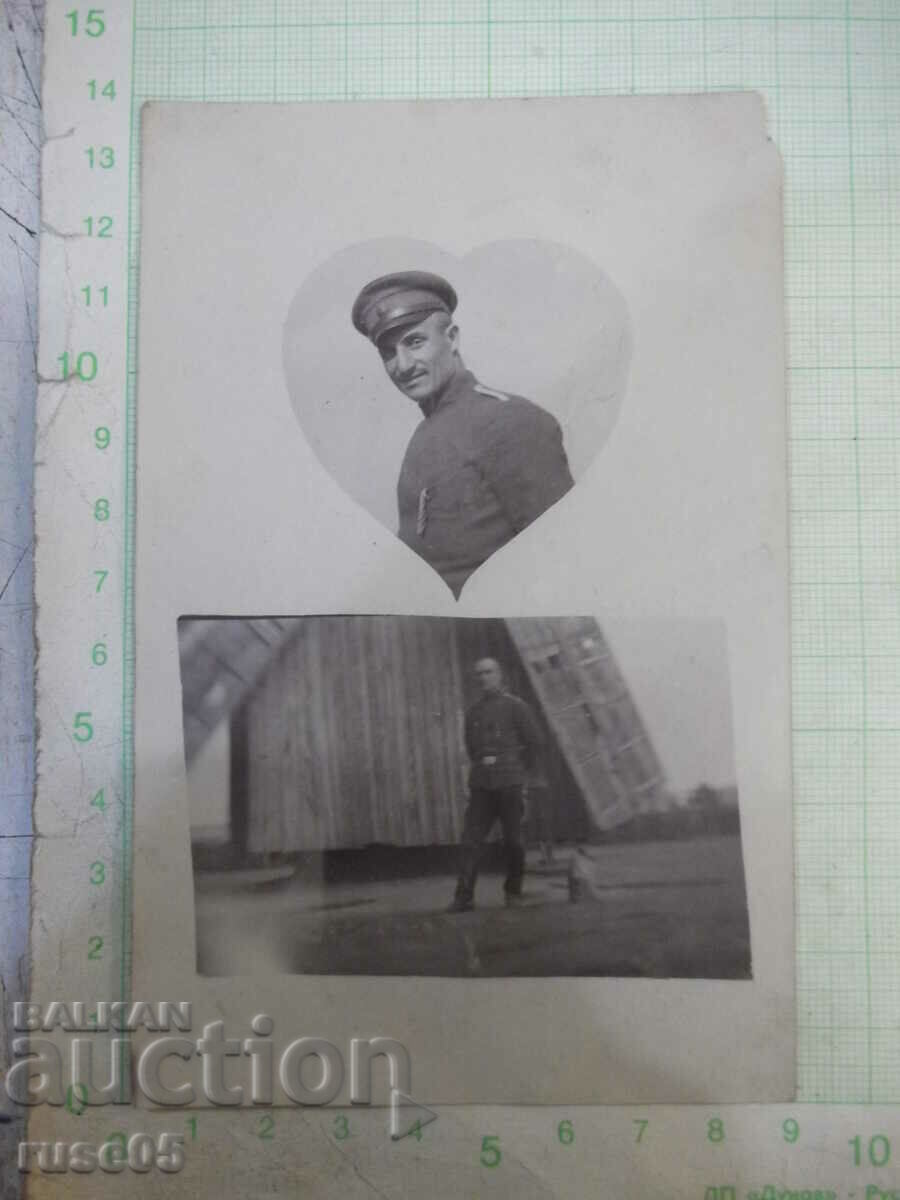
[177,617,296,764]
[178,615,667,853]
[235,616,469,852]
[507,617,666,831]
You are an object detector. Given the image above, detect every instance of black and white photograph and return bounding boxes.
[181,614,749,980]
[133,95,793,1101]
[284,242,630,597]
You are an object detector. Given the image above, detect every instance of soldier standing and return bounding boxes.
[352,271,574,597]
[447,657,544,913]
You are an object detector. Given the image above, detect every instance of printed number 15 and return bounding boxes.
[66,9,105,36]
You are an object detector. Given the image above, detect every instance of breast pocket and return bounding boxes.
[424,460,488,520]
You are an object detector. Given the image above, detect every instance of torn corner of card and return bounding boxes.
[117,93,793,1105]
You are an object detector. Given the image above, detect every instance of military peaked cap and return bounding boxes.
[351,271,458,345]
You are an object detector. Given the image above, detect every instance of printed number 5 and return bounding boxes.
[73,711,93,742]
[480,1135,501,1168]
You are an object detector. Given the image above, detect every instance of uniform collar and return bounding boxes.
[419,368,476,418]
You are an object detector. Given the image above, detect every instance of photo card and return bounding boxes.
[134,94,792,1103]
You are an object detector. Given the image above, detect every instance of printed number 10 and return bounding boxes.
[58,351,97,381]
[851,1135,890,1167]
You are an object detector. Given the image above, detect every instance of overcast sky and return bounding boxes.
[599,617,737,794]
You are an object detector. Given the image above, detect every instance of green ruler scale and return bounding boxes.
[35,0,900,1194]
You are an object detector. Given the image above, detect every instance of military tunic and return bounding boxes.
[396,370,574,596]
[464,691,544,790]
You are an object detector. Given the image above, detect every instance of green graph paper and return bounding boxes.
[127,0,900,1103]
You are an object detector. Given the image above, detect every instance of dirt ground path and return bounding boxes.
[195,835,751,979]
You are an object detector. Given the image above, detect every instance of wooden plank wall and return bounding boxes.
[239,616,471,852]
[235,616,592,853]
[222,614,672,851]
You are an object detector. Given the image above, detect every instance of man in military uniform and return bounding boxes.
[352,271,574,597]
[447,657,544,913]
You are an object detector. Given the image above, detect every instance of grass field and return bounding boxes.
[195,834,751,979]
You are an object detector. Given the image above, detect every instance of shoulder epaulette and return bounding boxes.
[473,382,510,403]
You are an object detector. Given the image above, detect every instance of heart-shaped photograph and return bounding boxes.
[283,238,631,597]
